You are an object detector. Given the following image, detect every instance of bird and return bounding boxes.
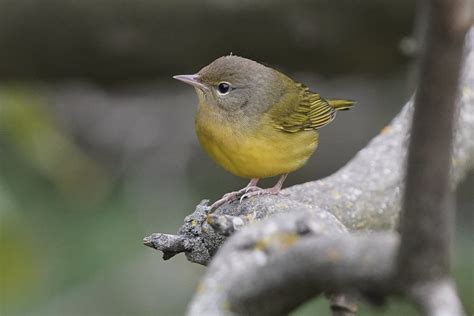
[173,55,354,209]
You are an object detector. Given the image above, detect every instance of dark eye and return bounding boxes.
[217,82,231,94]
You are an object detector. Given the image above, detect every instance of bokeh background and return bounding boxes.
[0,1,472,315]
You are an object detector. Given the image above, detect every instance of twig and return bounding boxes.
[328,294,359,316]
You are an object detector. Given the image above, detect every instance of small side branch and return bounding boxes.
[410,279,466,316]
[328,294,359,316]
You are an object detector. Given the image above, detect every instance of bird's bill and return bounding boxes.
[173,74,209,91]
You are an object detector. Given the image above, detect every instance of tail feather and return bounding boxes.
[327,99,355,111]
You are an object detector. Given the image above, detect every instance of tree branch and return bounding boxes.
[409,279,466,316]
[144,28,474,266]
[183,22,473,316]
[397,0,470,283]
[224,233,399,316]
[394,1,471,315]
[145,9,473,316]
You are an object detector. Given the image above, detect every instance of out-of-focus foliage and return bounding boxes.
[0,87,109,199]
[0,0,414,82]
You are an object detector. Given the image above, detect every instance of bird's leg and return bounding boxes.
[210,178,260,210]
[222,178,260,198]
[246,177,260,191]
[239,174,288,202]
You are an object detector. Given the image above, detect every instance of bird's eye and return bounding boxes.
[217,82,231,95]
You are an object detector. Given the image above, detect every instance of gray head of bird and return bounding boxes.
[173,55,290,116]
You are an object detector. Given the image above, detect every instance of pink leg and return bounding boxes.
[239,174,288,202]
[210,178,260,210]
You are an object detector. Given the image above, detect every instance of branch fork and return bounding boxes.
[144,14,474,316]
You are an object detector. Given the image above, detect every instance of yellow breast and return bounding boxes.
[195,105,318,179]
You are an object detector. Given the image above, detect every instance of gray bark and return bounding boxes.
[144,2,473,315]
[144,29,474,266]
[397,0,470,290]
[185,28,473,316]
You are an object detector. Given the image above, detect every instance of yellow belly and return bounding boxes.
[195,112,318,179]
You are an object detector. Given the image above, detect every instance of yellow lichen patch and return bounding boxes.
[254,238,268,251]
[380,125,391,134]
[245,213,256,222]
[191,219,198,227]
[277,233,299,249]
[254,232,299,251]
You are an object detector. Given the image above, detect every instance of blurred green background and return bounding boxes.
[0,1,472,315]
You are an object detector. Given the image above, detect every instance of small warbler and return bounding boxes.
[174,56,354,209]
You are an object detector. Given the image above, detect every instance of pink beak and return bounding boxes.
[173,74,208,91]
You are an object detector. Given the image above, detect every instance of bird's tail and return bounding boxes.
[327,99,355,111]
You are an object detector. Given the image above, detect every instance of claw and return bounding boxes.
[209,175,288,210]
[239,174,288,203]
[244,185,260,193]
[240,187,280,202]
[209,178,261,210]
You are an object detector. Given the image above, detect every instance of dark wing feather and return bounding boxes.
[270,84,338,133]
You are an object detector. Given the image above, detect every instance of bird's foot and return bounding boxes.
[221,185,259,199]
[210,186,261,210]
[239,187,281,202]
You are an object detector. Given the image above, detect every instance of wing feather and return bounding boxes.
[270,84,340,133]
